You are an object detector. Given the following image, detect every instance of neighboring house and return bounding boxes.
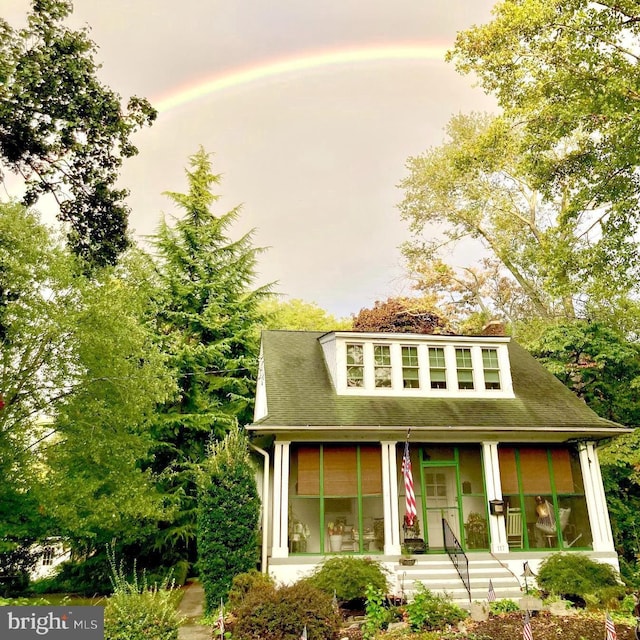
[30,539,70,581]
[248,329,630,603]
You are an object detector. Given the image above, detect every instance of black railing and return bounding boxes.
[442,518,471,602]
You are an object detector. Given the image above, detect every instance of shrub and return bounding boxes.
[362,585,393,639]
[537,553,624,605]
[404,584,467,631]
[227,569,275,609]
[30,554,113,595]
[197,426,261,613]
[489,598,520,614]
[305,556,388,602]
[232,580,341,640]
[103,552,183,640]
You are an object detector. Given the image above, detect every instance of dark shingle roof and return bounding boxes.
[251,330,626,440]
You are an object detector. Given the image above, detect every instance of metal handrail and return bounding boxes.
[442,518,471,602]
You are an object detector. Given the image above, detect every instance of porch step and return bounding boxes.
[392,554,523,607]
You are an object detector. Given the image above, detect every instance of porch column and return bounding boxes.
[271,440,291,558]
[482,441,508,553]
[381,441,402,555]
[579,442,615,553]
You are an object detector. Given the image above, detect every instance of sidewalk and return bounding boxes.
[177,580,211,640]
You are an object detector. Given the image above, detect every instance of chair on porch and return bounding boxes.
[506,506,523,548]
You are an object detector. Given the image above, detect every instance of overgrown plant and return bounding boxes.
[103,548,183,640]
[537,553,624,606]
[305,556,388,603]
[404,584,467,631]
[231,580,341,640]
[197,426,261,613]
[489,598,520,615]
[362,585,392,639]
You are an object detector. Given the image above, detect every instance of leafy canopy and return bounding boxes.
[0,0,156,267]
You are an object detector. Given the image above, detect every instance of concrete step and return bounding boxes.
[391,554,523,607]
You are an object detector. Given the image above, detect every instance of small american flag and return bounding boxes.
[216,599,225,637]
[300,625,308,640]
[402,440,417,527]
[487,579,496,602]
[605,613,617,640]
[523,610,533,640]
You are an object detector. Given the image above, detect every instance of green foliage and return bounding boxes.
[104,549,183,640]
[305,556,389,602]
[231,580,341,640]
[489,599,519,615]
[0,0,155,267]
[404,584,467,631]
[352,297,448,334]
[227,570,275,610]
[197,426,260,613]
[362,585,392,639]
[537,553,624,605]
[259,297,351,331]
[148,147,269,565]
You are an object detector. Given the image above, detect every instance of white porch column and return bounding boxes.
[381,441,402,555]
[271,440,291,558]
[579,442,615,553]
[482,441,508,553]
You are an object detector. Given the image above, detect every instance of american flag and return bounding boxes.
[523,610,533,640]
[605,613,617,640]
[402,440,417,527]
[216,599,225,637]
[300,625,308,640]
[487,579,496,602]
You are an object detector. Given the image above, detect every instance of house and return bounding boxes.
[248,329,630,602]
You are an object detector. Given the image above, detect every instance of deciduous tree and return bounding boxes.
[0,0,156,267]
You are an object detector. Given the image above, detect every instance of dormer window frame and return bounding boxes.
[329,333,514,398]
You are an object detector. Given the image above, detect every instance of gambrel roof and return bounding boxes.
[249,330,630,442]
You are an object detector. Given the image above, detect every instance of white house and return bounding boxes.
[248,329,629,602]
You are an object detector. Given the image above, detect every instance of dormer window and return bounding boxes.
[402,346,420,388]
[428,347,447,389]
[482,348,501,390]
[346,343,364,387]
[455,348,474,390]
[374,345,392,387]
[327,333,514,398]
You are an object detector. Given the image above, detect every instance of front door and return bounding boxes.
[422,464,460,550]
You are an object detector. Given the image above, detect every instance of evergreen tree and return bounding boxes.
[148,147,269,567]
[197,426,260,612]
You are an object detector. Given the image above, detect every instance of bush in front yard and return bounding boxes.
[104,553,183,640]
[305,556,388,603]
[537,553,624,605]
[197,426,261,613]
[404,584,467,631]
[232,580,341,640]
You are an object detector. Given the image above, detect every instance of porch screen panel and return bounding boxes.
[551,449,573,493]
[324,446,357,495]
[519,448,552,494]
[297,447,320,495]
[360,446,382,495]
[498,447,518,494]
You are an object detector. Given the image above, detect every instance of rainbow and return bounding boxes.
[154,44,449,113]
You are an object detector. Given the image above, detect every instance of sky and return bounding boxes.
[4,0,498,318]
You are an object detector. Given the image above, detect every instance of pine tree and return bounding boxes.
[148,147,269,567]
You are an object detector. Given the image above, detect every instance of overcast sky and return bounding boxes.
[4,0,498,318]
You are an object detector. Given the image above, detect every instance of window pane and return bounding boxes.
[374,367,391,387]
[347,366,364,387]
[346,344,363,364]
[374,345,391,365]
[429,347,445,367]
[324,446,358,495]
[402,346,418,366]
[484,370,501,389]
[456,348,472,367]
[482,348,499,368]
